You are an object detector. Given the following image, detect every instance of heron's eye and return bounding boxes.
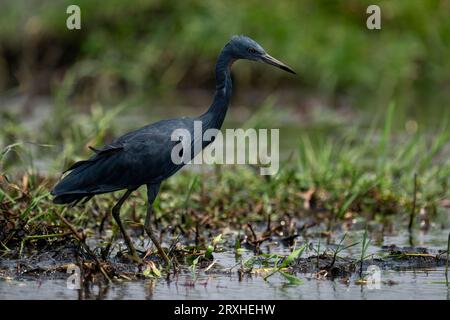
[248,48,257,54]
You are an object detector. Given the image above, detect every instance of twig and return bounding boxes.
[204,260,217,272]
[246,223,270,252]
[55,209,112,282]
[195,222,200,248]
[247,223,258,242]
[266,213,271,233]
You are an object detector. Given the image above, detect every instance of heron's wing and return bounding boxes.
[64,143,124,173]
[57,117,194,194]
[88,145,123,155]
[89,143,124,155]
[59,131,181,190]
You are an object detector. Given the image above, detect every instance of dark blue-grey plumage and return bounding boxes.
[52,118,191,203]
[52,41,235,204]
[51,35,295,263]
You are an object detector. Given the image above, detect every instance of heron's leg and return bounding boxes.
[144,183,170,265]
[112,189,141,263]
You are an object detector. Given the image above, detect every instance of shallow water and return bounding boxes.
[1,229,449,300]
[1,267,449,300]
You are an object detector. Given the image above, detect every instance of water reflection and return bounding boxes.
[1,267,448,300]
[0,229,448,300]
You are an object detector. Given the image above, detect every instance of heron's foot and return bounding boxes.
[124,243,144,265]
[123,251,143,265]
[159,248,171,267]
[171,257,180,273]
[150,246,171,268]
[144,228,171,267]
[143,245,172,273]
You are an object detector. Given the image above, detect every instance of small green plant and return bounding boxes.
[358,230,371,279]
[328,233,360,268]
[205,234,222,260]
[189,255,201,279]
[315,239,321,268]
[142,261,162,278]
[234,233,245,257]
[264,244,306,285]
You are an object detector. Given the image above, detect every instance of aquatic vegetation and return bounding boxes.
[1,0,449,301]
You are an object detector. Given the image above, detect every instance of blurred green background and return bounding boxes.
[1,0,449,111]
[0,0,449,174]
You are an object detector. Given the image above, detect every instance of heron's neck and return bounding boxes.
[198,45,234,130]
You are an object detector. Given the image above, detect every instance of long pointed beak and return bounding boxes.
[261,54,296,74]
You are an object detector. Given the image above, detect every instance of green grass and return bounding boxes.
[297,104,450,228]
[1,101,449,252]
[358,229,371,279]
[0,111,448,290]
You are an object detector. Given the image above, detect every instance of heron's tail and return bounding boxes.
[51,145,125,205]
[51,160,97,205]
[52,193,86,204]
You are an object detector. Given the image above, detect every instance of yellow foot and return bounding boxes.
[124,252,143,265]
[144,247,171,267]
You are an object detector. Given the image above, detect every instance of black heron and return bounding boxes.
[51,35,295,264]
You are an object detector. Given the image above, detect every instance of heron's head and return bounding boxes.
[227,35,295,74]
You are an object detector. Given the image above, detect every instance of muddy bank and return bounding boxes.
[1,235,448,285]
